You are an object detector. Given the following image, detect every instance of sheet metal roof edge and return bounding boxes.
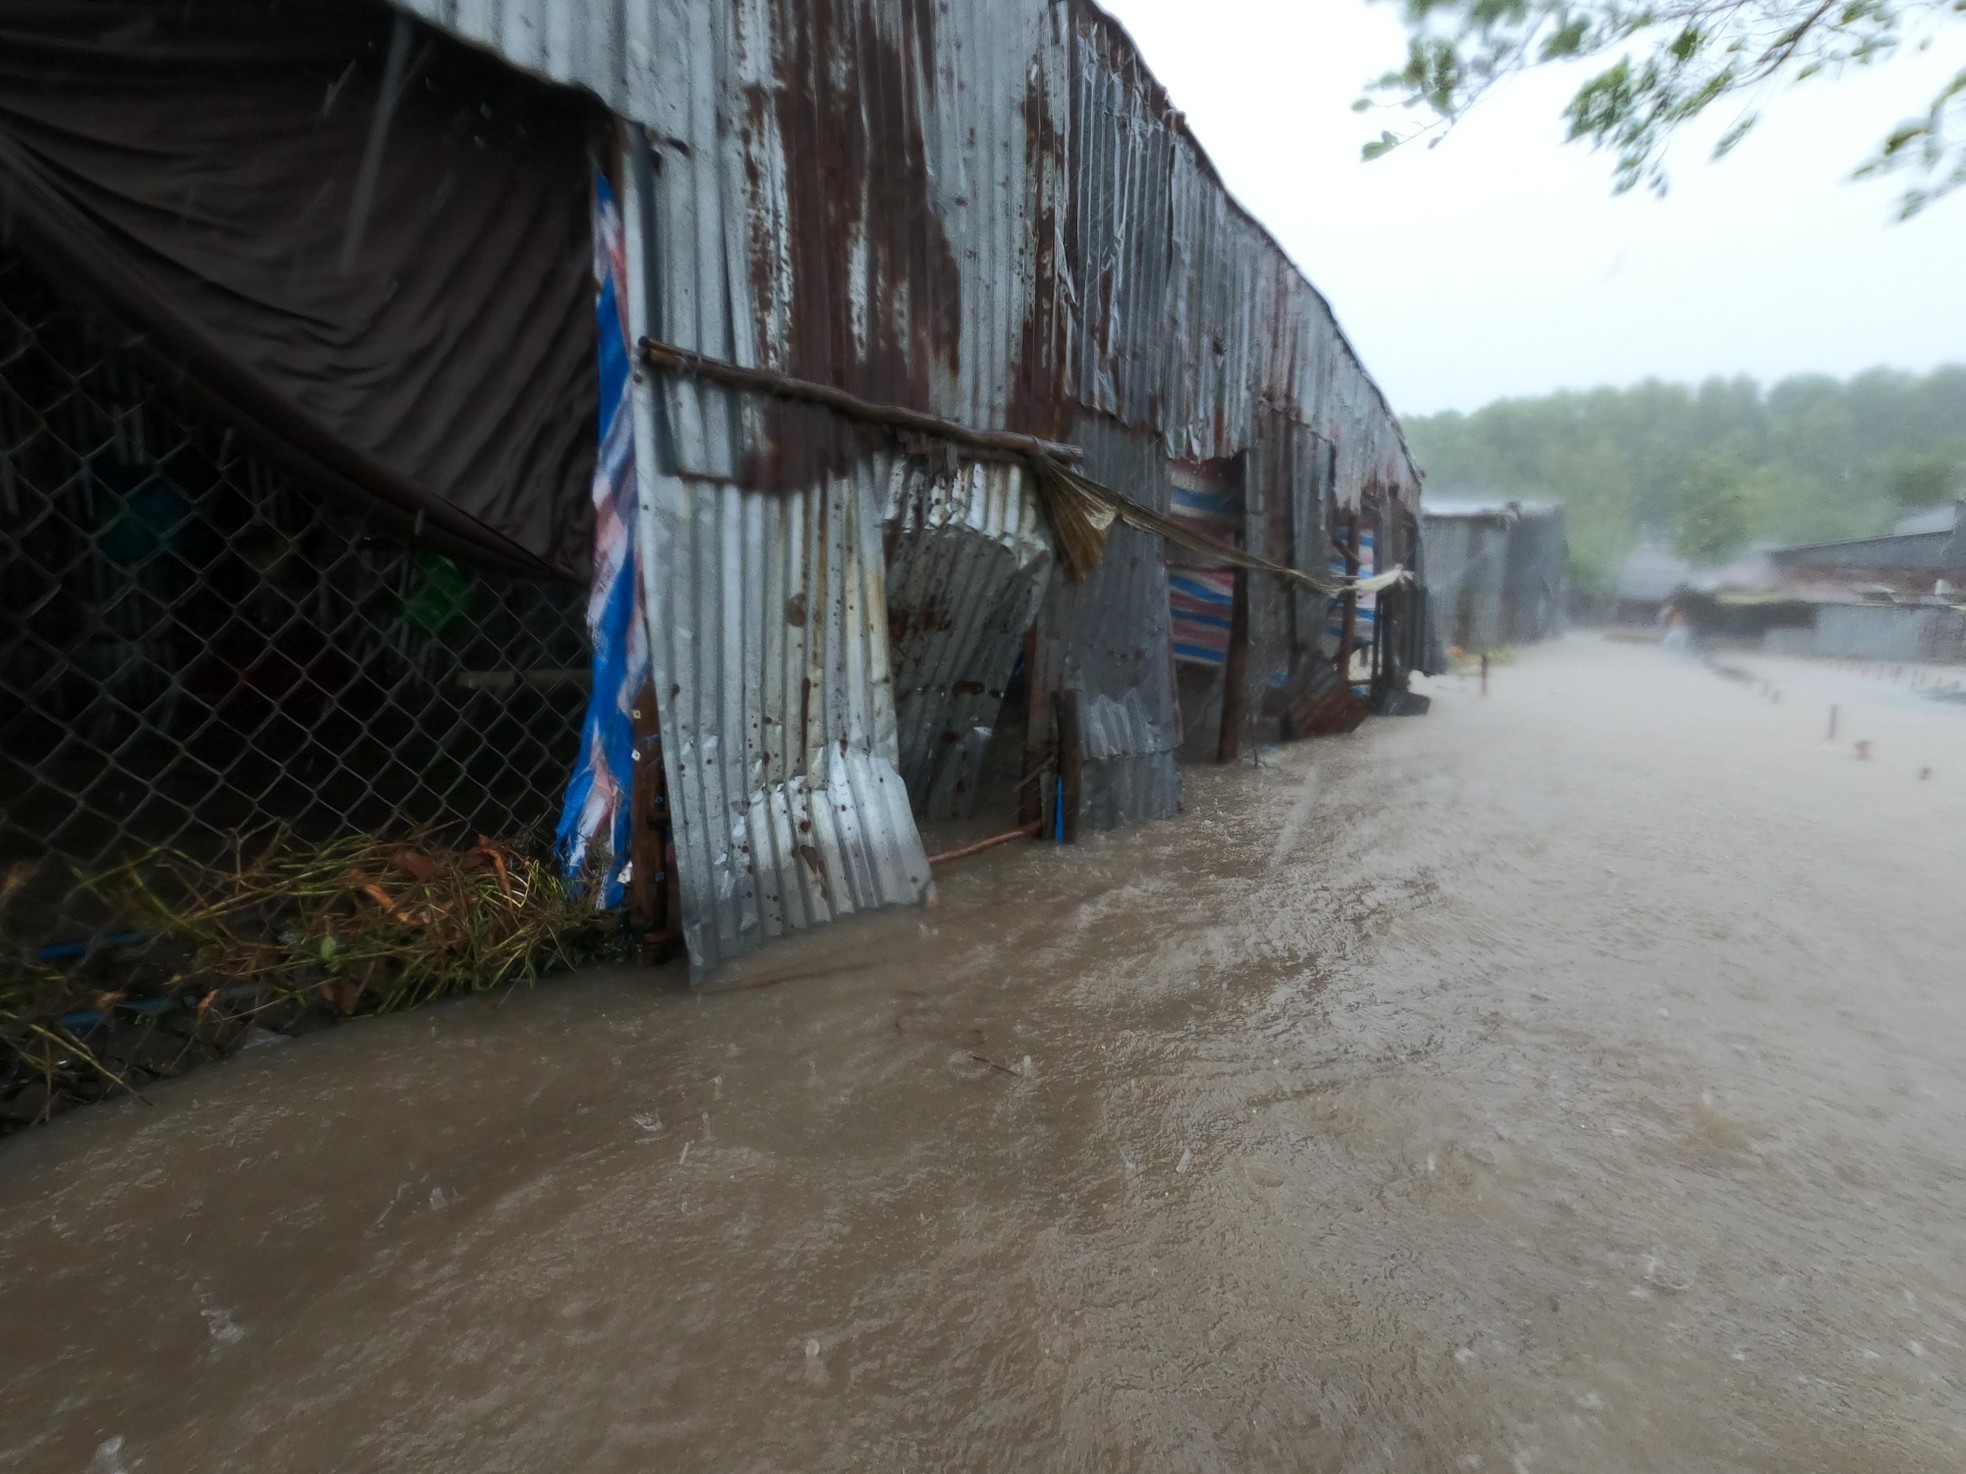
[1067,5,1421,482]
[1422,500,1565,520]
[1767,528,1958,559]
[1070,0,1420,474]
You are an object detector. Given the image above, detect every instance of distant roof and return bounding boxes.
[1616,543,1692,602]
[1892,503,1961,537]
[1422,498,1563,521]
[1686,550,1777,593]
[1767,528,1960,571]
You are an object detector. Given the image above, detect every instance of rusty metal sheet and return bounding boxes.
[1058,2,1420,515]
[621,0,1073,492]
[398,0,1422,513]
[616,154,931,976]
[633,446,934,973]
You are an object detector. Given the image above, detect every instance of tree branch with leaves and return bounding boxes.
[1362,0,1966,217]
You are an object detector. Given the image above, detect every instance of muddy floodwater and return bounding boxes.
[5,637,1966,1472]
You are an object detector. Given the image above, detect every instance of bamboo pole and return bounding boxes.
[926,823,1043,867]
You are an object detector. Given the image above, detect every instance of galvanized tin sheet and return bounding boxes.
[618,155,931,976]
[634,450,933,973]
[397,0,1423,512]
[621,0,1072,492]
[883,456,1054,818]
[1421,507,1567,657]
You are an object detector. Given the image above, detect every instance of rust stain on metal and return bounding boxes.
[733,0,969,491]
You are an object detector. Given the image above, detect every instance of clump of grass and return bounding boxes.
[3,832,623,1123]
[93,829,619,1015]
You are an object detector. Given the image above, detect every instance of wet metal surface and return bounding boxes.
[1422,505,1569,659]
[6,637,1966,1471]
[883,457,1053,819]
[396,0,1421,510]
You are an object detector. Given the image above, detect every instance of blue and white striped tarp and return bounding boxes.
[1167,471,1240,667]
[1325,529,1376,647]
[1168,568,1235,664]
[555,173,649,907]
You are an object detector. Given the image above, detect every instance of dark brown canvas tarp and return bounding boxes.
[0,0,598,577]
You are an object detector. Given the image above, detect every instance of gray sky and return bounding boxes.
[1097,0,1966,417]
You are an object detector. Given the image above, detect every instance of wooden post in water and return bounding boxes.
[1018,625,1045,835]
[1336,515,1359,688]
[628,682,668,933]
[1480,652,1490,697]
[1218,569,1250,764]
[1055,688,1083,844]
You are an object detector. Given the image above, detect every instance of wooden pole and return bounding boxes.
[1217,569,1250,763]
[627,682,667,933]
[1337,516,1359,688]
[1017,624,1046,834]
[927,822,1042,867]
[1055,688,1084,844]
[641,338,1083,466]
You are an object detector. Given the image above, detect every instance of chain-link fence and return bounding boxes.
[1,251,590,947]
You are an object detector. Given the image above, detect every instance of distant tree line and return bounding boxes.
[1402,365,1966,599]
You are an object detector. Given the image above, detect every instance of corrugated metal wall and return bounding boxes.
[1502,509,1566,644]
[1420,517,1502,656]
[397,0,1420,506]
[394,0,1425,969]
[1421,510,1566,658]
[1060,7,1414,511]
[632,448,933,971]
[1033,413,1182,830]
[884,457,1053,818]
[622,146,933,975]
[1242,410,1332,741]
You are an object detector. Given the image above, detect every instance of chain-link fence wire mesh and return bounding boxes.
[1,251,590,947]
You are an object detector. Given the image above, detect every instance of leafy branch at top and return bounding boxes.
[1360,0,1966,217]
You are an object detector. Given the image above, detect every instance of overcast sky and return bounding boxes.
[1097,0,1966,417]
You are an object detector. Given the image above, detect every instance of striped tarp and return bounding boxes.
[1326,529,1377,649]
[554,173,649,906]
[1166,474,1240,667]
[1168,568,1236,664]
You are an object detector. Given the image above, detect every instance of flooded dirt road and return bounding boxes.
[5,636,1966,1472]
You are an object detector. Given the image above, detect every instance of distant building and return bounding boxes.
[1648,502,1966,663]
[1613,543,1693,626]
[1752,502,1966,662]
[1421,501,1567,661]
[1763,501,1965,604]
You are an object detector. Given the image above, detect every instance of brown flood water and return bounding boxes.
[5,636,1966,1473]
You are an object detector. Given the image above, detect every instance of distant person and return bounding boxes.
[1661,607,1693,655]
